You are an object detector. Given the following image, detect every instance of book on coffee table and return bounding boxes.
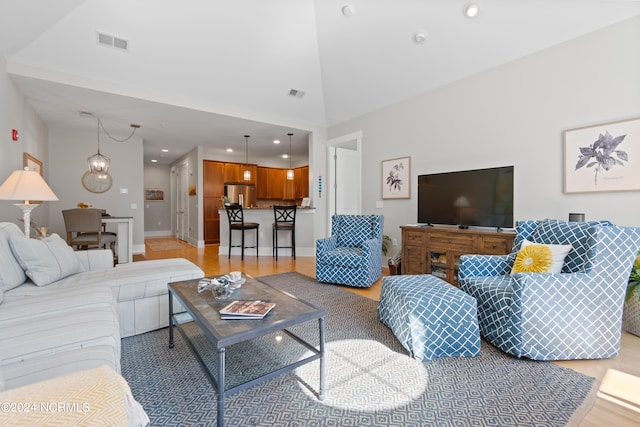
[220,300,276,319]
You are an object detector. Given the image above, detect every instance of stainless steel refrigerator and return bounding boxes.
[224,183,256,208]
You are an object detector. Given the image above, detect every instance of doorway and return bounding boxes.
[175,161,189,241]
[327,131,362,226]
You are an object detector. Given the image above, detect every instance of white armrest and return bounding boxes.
[74,250,114,271]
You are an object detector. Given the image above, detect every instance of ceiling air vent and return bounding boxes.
[288,89,306,99]
[97,32,129,52]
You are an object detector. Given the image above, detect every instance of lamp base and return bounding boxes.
[15,203,39,238]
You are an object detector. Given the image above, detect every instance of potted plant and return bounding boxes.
[382,235,392,256]
[623,249,640,337]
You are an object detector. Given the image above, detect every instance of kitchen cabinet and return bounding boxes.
[224,163,256,184]
[294,166,309,199]
[268,168,284,199]
[256,165,309,200]
[283,170,295,200]
[203,161,225,244]
[256,167,269,199]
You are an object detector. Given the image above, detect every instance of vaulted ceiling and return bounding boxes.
[3,0,640,164]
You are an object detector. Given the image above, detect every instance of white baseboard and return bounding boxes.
[144,230,173,237]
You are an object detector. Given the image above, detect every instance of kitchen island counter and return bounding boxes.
[218,207,316,257]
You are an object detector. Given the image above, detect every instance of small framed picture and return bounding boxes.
[23,153,43,176]
[564,117,640,193]
[382,156,410,199]
[145,188,165,201]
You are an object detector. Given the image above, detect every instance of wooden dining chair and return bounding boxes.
[62,208,117,257]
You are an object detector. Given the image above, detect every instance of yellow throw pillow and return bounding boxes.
[511,239,572,274]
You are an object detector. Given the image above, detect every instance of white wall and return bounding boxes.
[328,16,640,248]
[144,163,172,236]
[47,126,145,252]
[0,56,51,232]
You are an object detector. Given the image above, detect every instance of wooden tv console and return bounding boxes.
[400,225,515,286]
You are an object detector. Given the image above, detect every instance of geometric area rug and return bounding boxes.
[121,272,597,427]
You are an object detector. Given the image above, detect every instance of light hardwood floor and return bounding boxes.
[141,237,640,427]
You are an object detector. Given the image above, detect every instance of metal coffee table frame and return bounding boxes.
[168,276,325,427]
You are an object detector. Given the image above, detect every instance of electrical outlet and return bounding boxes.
[392,238,398,246]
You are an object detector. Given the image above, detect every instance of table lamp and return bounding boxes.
[0,167,59,237]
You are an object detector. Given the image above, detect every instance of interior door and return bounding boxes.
[175,162,189,241]
[334,145,360,215]
[328,131,362,220]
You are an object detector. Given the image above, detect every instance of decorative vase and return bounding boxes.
[623,288,640,337]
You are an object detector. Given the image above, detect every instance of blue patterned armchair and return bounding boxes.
[459,219,640,360]
[316,214,384,287]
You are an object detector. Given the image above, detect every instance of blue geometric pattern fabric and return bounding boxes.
[459,219,640,360]
[377,274,480,361]
[316,215,383,287]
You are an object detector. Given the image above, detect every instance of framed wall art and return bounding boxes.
[23,153,43,176]
[382,156,410,199]
[564,117,640,193]
[145,188,165,201]
[22,153,44,204]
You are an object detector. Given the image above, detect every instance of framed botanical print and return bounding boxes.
[382,156,410,199]
[564,117,640,193]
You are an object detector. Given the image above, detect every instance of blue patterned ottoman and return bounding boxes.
[377,274,481,361]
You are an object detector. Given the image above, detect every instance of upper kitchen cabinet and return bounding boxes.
[256,167,269,199]
[268,168,285,200]
[204,161,225,197]
[255,165,309,200]
[224,163,256,184]
[295,166,309,199]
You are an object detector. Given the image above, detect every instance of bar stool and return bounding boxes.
[272,205,296,260]
[225,204,259,260]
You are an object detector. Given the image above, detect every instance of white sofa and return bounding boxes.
[0,221,204,390]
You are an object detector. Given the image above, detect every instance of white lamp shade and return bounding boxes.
[0,168,58,202]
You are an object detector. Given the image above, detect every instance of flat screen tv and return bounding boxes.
[417,166,514,229]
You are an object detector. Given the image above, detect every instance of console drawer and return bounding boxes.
[404,230,425,245]
[480,237,510,254]
[430,235,474,251]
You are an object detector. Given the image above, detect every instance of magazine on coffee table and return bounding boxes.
[220,300,276,319]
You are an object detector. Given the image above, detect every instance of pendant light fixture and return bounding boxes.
[243,135,251,181]
[286,133,294,180]
[83,112,140,185]
[88,118,111,174]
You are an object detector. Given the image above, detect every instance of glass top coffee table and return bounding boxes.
[168,274,325,427]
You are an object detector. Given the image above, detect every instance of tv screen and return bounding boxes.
[417,166,514,229]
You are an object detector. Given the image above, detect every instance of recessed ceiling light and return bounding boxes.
[226,148,233,152]
[161,149,169,153]
[282,154,289,159]
[151,159,158,163]
[273,140,281,144]
[342,5,354,17]
[464,3,480,18]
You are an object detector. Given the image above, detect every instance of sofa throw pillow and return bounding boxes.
[9,233,84,287]
[0,223,28,291]
[511,239,572,274]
